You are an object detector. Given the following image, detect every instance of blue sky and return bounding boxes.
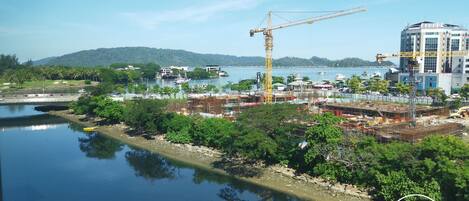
[1,0,468,62]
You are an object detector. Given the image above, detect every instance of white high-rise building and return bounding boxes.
[400,21,469,73]
[397,22,469,94]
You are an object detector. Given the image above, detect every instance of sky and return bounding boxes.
[1,0,468,62]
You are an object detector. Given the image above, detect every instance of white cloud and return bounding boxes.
[122,0,262,29]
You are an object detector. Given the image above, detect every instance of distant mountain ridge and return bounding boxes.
[34,47,394,67]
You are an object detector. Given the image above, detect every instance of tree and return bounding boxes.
[123,99,167,134]
[186,67,214,80]
[287,74,296,84]
[0,54,21,73]
[191,118,237,148]
[374,171,441,201]
[304,113,343,170]
[367,77,389,94]
[94,97,124,123]
[396,82,411,95]
[302,76,310,82]
[459,84,469,100]
[346,75,365,94]
[233,129,278,160]
[427,88,448,105]
[272,76,285,84]
[141,62,161,79]
[181,82,191,93]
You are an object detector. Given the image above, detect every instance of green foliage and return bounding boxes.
[287,74,296,84]
[346,75,365,94]
[233,129,278,160]
[0,54,21,73]
[374,171,441,201]
[93,97,124,123]
[229,79,255,92]
[459,84,469,100]
[191,118,237,148]
[396,82,411,95]
[161,113,193,133]
[165,128,192,144]
[367,77,389,94]
[427,88,448,104]
[304,113,343,169]
[235,104,309,162]
[273,76,285,84]
[33,47,394,67]
[186,67,216,80]
[70,95,100,115]
[123,99,167,134]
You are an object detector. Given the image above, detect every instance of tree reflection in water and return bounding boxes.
[78,133,123,159]
[192,169,299,201]
[125,149,176,181]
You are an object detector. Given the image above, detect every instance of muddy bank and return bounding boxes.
[49,110,371,201]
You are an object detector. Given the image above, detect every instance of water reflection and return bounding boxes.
[78,133,124,159]
[6,104,25,113]
[218,186,247,201]
[0,114,67,130]
[192,168,299,201]
[125,149,177,181]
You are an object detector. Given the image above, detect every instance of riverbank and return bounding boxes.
[49,110,371,201]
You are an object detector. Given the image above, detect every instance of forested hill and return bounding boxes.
[34,47,394,67]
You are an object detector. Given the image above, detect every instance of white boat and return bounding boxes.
[372,72,382,77]
[175,77,190,84]
[335,74,346,81]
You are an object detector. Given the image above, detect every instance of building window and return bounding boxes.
[425,38,438,51]
[424,57,437,72]
[466,38,469,50]
[451,39,460,51]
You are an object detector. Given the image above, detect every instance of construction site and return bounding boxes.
[173,7,469,143]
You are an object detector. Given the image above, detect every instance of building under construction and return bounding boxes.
[187,93,296,117]
[324,101,449,121]
[323,101,464,142]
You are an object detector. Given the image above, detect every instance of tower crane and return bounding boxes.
[376,50,469,126]
[250,7,367,103]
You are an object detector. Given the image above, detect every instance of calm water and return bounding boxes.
[155,66,389,87]
[0,105,301,201]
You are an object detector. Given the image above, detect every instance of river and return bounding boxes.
[0,105,305,201]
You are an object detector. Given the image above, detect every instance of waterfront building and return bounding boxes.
[396,21,469,94]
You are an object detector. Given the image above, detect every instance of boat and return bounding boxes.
[174,73,190,84]
[83,127,97,132]
[175,77,190,84]
[335,74,346,81]
[218,71,228,77]
[372,72,382,77]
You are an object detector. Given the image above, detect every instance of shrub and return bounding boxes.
[165,128,192,144]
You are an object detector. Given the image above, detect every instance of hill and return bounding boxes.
[34,47,394,67]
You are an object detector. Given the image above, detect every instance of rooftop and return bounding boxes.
[406,21,466,31]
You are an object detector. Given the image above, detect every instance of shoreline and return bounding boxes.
[49,110,371,201]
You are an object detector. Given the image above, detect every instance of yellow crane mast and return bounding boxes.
[250,7,367,103]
